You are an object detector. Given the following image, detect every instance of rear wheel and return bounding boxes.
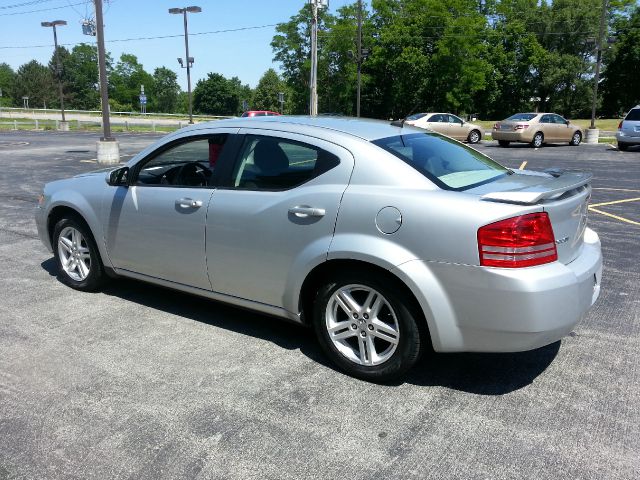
[313,274,423,382]
[570,131,582,146]
[53,216,106,291]
[618,142,629,151]
[467,130,481,144]
[531,132,544,148]
[498,140,510,147]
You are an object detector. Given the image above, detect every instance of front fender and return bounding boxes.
[46,187,112,268]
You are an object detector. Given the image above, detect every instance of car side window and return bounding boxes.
[427,114,442,122]
[540,115,552,124]
[135,135,228,187]
[231,135,339,190]
[448,114,463,124]
[553,114,567,124]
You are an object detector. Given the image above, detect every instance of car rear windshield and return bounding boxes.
[372,133,510,190]
[625,108,640,121]
[506,113,537,121]
[406,113,427,121]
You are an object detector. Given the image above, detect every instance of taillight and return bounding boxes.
[514,124,529,130]
[478,213,558,268]
[618,121,623,130]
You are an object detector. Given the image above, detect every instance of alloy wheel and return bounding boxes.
[57,226,91,281]
[533,133,543,148]
[469,130,480,144]
[572,133,581,145]
[325,284,400,366]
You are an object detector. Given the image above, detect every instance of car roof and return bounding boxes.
[182,116,413,141]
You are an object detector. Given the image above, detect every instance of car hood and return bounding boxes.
[73,166,116,179]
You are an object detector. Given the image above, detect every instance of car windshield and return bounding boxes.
[506,113,538,121]
[372,133,510,190]
[625,108,640,121]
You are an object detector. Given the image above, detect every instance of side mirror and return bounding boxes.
[106,166,129,186]
[565,120,570,125]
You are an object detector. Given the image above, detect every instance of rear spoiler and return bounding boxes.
[481,170,592,205]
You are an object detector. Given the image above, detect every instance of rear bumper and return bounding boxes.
[491,130,533,142]
[395,228,602,353]
[616,132,640,145]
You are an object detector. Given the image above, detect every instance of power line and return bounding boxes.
[0,0,85,15]
[0,0,54,10]
[0,23,280,49]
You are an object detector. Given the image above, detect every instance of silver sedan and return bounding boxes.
[35,117,602,381]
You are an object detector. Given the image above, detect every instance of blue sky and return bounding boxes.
[0,0,355,88]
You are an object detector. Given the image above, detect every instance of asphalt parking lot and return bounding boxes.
[1,130,639,480]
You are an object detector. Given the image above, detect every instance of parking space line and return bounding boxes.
[589,197,640,208]
[519,161,527,170]
[592,187,640,193]
[588,207,640,226]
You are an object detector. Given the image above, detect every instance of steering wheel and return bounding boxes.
[174,162,209,187]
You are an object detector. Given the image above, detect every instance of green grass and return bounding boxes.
[0,118,180,133]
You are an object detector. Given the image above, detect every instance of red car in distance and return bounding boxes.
[241,110,281,117]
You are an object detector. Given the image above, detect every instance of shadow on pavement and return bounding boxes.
[41,259,560,394]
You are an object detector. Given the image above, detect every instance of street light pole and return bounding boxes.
[169,6,201,124]
[94,0,119,164]
[309,0,318,116]
[590,0,608,130]
[41,20,67,125]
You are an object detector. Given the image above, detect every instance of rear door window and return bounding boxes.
[372,133,509,190]
[230,135,340,190]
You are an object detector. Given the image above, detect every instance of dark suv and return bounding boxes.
[617,106,640,151]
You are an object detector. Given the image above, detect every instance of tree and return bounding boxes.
[152,67,180,113]
[253,69,284,112]
[13,60,56,108]
[110,54,154,111]
[0,63,16,107]
[601,6,640,116]
[192,72,245,115]
[62,44,101,110]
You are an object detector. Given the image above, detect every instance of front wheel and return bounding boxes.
[531,132,544,148]
[467,130,481,144]
[53,216,107,291]
[570,132,582,146]
[313,275,424,382]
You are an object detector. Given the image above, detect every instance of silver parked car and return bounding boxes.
[35,117,602,381]
[616,105,640,151]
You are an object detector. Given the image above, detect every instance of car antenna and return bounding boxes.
[390,102,420,128]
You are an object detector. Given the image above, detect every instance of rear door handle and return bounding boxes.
[288,205,325,218]
[176,198,203,209]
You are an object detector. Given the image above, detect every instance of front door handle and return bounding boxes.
[288,205,326,218]
[176,198,203,209]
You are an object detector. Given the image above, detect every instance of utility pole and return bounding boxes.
[170,6,201,124]
[356,0,362,117]
[589,0,608,133]
[94,0,119,164]
[41,20,68,130]
[308,0,328,116]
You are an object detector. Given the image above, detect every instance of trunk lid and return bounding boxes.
[469,170,591,264]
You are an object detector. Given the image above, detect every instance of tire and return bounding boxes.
[531,132,544,148]
[498,140,510,147]
[570,131,582,146]
[618,142,629,151]
[53,215,107,291]
[467,130,481,144]
[312,273,424,382]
